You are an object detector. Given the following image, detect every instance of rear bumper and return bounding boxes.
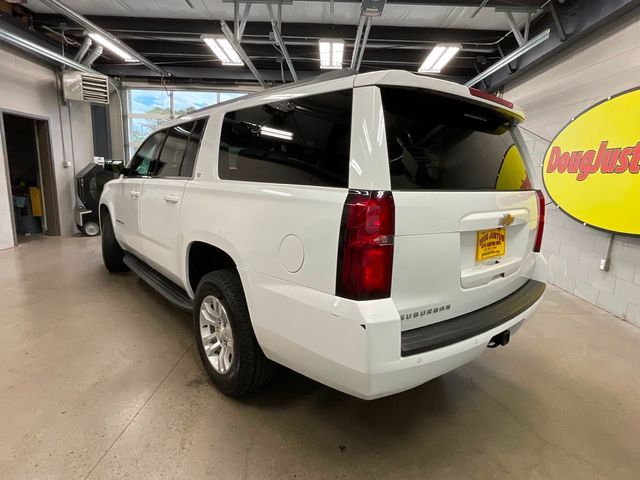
[243,271,546,400]
[401,280,545,356]
[356,301,540,399]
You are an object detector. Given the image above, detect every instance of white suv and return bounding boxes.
[100,70,547,400]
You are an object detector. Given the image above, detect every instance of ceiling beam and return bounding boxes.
[354,17,373,71]
[31,15,506,45]
[95,63,468,84]
[123,39,492,63]
[266,3,297,81]
[219,19,267,87]
[95,64,310,82]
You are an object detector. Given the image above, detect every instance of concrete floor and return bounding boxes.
[1,237,639,480]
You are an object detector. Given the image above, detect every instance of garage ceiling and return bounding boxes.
[1,0,636,89]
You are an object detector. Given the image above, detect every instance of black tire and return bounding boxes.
[194,270,275,397]
[101,211,128,272]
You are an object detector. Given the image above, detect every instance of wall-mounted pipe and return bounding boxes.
[355,17,372,72]
[0,26,101,75]
[349,15,366,69]
[465,28,550,87]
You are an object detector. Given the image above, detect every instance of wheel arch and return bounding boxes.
[185,239,241,297]
[99,203,112,227]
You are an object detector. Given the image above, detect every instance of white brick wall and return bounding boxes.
[505,14,640,325]
[0,46,94,249]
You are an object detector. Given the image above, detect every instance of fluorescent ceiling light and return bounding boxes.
[201,35,243,66]
[88,32,136,63]
[318,39,344,70]
[260,126,293,141]
[418,43,461,74]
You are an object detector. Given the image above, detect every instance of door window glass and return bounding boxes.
[180,119,207,177]
[128,131,165,176]
[153,122,195,177]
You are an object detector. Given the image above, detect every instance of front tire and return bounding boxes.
[101,211,128,272]
[194,270,275,397]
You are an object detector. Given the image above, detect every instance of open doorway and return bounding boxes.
[2,113,60,243]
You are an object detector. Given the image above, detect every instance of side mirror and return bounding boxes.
[104,159,125,174]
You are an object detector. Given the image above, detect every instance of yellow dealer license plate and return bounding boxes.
[476,228,506,262]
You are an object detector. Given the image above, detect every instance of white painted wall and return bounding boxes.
[0,45,94,249]
[505,14,640,325]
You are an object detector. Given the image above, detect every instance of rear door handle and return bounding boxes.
[129,190,140,198]
[164,194,180,203]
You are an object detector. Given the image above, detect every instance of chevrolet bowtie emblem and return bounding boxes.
[500,213,515,227]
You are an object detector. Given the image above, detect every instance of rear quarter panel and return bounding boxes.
[178,107,348,297]
[180,180,347,294]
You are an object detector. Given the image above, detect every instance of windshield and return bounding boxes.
[380,87,531,191]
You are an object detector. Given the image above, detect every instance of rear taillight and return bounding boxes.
[534,190,545,253]
[336,190,395,300]
[469,87,514,109]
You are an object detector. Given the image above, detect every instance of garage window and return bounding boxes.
[126,89,246,160]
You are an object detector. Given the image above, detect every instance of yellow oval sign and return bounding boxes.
[542,88,640,236]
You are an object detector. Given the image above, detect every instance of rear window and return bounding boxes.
[381,87,531,191]
[218,90,352,187]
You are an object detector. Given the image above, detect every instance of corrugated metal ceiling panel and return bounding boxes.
[27,0,531,30]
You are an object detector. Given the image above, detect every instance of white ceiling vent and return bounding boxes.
[62,71,110,105]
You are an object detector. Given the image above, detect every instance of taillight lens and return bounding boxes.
[336,190,395,300]
[469,87,514,109]
[534,190,545,252]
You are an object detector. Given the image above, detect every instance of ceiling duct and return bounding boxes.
[39,0,169,76]
[73,35,92,63]
[82,45,103,67]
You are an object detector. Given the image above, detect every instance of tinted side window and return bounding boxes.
[218,90,352,187]
[180,119,207,177]
[128,131,165,176]
[153,122,195,178]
